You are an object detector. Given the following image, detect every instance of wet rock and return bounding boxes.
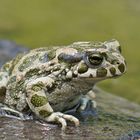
[88,88,140,140]
[120,131,140,140]
[0,40,29,67]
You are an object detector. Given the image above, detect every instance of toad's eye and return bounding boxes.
[87,53,103,66]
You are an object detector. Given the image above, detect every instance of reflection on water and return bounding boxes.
[0,117,56,140]
[0,116,114,140]
[0,117,94,140]
[0,116,130,140]
[1,113,140,140]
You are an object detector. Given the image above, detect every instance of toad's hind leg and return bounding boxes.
[0,104,25,119]
[26,76,79,130]
[0,61,13,96]
[0,72,9,94]
[0,71,9,104]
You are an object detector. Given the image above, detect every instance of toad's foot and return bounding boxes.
[46,112,79,130]
[78,99,97,120]
[64,91,97,121]
[80,97,97,111]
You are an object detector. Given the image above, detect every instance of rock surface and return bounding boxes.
[0,40,140,140]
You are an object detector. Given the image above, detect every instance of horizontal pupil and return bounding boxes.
[90,55,102,61]
[91,56,101,60]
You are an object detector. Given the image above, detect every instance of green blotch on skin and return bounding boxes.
[97,67,107,77]
[32,85,42,92]
[25,68,40,78]
[31,82,44,92]
[109,67,116,75]
[31,94,48,107]
[78,63,88,74]
[39,110,52,118]
[118,63,125,73]
[18,54,39,72]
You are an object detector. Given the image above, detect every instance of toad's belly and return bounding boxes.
[46,79,94,112]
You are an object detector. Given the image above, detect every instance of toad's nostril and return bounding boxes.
[116,62,120,65]
[111,60,120,65]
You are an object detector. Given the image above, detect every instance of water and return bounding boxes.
[1,115,140,140]
[0,117,98,140]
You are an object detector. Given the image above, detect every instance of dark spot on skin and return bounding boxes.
[109,67,116,75]
[78,63,88,74]
[48,62,56,66]
[31,94,48,107]
[0,87,6,101]
[58,53,83,63]
[118,63,125,73]
[97,67,107,77]
[39,110,52,118]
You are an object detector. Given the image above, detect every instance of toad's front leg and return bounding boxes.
[26,76,79,130]
[77,89,97,120]
[80,89,97,110]
[64,89,97,120]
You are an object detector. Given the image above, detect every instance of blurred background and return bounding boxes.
[0,0,139,103]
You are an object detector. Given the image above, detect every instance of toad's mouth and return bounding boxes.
[75,73,122,83]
